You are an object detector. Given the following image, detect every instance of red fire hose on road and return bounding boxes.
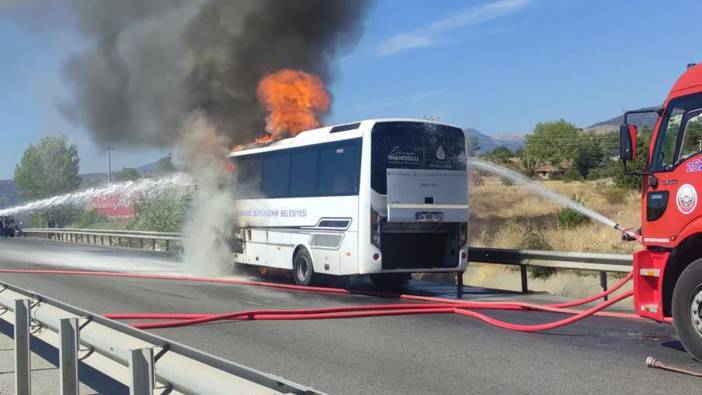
[0,268,644,332]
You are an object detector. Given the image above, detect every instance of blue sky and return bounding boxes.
[1,0,702,179]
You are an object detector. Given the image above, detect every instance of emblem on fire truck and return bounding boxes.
[676,184,698,215]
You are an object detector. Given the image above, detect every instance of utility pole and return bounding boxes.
[105,146,115,183]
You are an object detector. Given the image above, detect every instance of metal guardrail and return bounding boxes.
[22,228,634,294]
[468,247,633,294]
[0,281,319,395]
[23,228,183,252]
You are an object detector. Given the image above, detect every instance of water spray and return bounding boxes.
[0,173,195,217]
[469,159,623,229]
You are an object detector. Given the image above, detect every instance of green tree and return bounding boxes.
[524,120,579,165]
[573,135,604,178]
[117,167,140,181]
[486,145,513,162]
[14,136,81,201]
[614,129,652,189]
[155,155,175,175]
[128,191,190,232]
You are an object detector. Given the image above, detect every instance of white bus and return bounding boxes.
[229,119,469,288]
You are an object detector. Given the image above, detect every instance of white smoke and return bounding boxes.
[176,115,238,275]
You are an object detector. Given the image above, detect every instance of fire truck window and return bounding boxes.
[656,109,684,171]
[679,109,702,162]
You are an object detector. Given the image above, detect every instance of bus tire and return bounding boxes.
[370,273,411,290]
[672,257,702,362]
[293,248,314,286]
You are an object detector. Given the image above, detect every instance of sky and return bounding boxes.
[1,0,702,179]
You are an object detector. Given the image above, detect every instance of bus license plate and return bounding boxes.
[415,212,443,222]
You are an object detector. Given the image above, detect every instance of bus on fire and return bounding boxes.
[229,119,469,288]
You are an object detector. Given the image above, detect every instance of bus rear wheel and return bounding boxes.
[672,257,702,362]
[293,249,314,286]
[370,273,411,290]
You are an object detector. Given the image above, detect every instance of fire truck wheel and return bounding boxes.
[370,273,411,290]
[293,248,314,286]
[672,257,702,362]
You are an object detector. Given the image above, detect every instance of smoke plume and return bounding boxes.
[60,0,372,274]
[61,0,373,146]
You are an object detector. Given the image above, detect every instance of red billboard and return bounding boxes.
[90,195,135,219]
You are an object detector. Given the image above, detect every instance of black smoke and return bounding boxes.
[61,0,373,146]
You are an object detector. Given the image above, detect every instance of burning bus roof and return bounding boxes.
[228,118,463,158]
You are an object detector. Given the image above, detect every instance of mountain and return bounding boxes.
[464,128,525,154]
[586,106,659,133]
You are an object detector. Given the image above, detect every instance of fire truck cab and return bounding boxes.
[620,63,702,361]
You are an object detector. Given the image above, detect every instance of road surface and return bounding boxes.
[0,238,699,394]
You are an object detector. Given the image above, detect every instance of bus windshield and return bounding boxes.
[371,121,466,194]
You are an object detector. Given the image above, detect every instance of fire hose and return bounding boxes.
[0,268,642,332]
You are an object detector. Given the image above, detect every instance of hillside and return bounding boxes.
[586,106,659,133]
[465,128,524,153]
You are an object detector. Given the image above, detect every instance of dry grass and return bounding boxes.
[469,177,642,254]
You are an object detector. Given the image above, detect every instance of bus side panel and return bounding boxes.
[245,229,269,266]
[339,232,358,275]
[311,248,340,275]
[266,230,299,270]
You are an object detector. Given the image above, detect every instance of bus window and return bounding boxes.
[371,122,466,194]
[290,148,318,197]
[318,141,361,196]
[262,153,291,198]
[235,156,263,198]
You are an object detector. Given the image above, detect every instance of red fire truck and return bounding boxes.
[620,63,702,361]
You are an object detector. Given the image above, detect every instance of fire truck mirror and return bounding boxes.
[619,124,638,162]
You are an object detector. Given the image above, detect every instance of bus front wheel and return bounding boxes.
[370,273,410,290]
[293,249,315,286]
[672,257,702,362]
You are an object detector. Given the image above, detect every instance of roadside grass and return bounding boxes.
[469,176,641,255]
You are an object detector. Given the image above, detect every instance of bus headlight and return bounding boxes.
[371,208,382,248]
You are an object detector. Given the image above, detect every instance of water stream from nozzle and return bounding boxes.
[468,159,618,229]
[0,173,195,217]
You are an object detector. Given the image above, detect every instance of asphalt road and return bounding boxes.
[0,238,699,394]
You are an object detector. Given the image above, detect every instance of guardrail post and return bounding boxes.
[520,265,528,293]
[152,240,156,251]
[59,318,79,395]
[165,240,170,252]
[14,299,31,395]
[600,272,608,301]
[129,348,154,395]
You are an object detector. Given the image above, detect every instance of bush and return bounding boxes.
[518,229,555,279]
[519,228,551,250]
[501,176,515,186]
[562,167,581,182]
[72,209,111,229]
[556,195,590,228]
[603,187,627,205]
[128,191,191,232]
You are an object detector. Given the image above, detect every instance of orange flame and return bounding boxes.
[257,69,330,139]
